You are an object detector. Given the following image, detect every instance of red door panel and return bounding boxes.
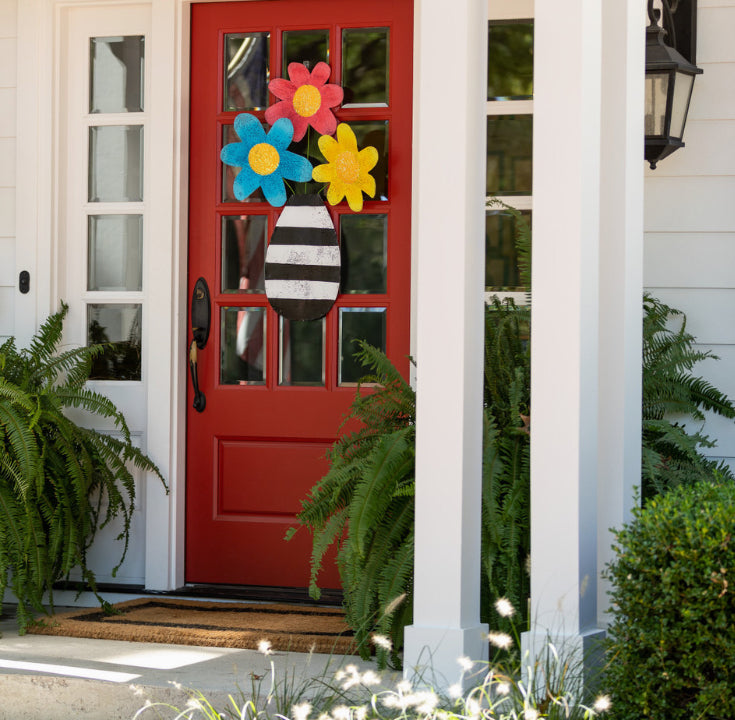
[187,0,413,587]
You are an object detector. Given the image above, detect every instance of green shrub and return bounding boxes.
[603,478,735,719]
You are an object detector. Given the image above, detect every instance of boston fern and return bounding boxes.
[641,293,735,501]
[0,303,165,630]
[291,301,531,667]
[287,342,415,668]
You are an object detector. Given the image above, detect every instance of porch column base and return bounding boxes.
[521,627,606,693]
[403,623,488,688]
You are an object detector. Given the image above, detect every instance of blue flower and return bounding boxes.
[221,114,313,207]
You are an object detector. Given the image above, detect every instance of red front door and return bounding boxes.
[186,0,413,587]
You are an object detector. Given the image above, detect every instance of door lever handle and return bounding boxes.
[189,277,211,413]
[189,340,206,412]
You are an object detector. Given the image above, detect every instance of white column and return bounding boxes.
[524,0,603,657]
[597,0,645,624]
[404,0,488,685]
[145,0,181,590]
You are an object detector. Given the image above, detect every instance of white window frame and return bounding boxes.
[486,0,534,306]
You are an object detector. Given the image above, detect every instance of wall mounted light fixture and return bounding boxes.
[645,0,702,169]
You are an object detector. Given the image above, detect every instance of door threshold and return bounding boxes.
[52,581,343,606]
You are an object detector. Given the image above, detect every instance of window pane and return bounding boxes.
[342,28,389,105]
[283,30,329,74]
[222,124,265,203]
[88,304,142,381]
[88,125,144,202]
[220,307,265,385]
[279,317,325,386]
[645,73,668,136]
[224,33,270,111]
[486,115,532,196]
[88,215,142,291]
[222,215,267,293]
[340,214,387,294]
[350,121,389,201]
[670,72,694,139]
[90,36,145,113]
[487,22,534,100]
[486,210,531,290]
[339,307,386,385]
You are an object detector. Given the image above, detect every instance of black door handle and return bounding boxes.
[189,340,206,412]
[190,277,211,413]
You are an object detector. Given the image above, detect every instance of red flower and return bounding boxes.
[265,62,343,142]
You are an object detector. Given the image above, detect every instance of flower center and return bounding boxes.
[248,143,280,176]
[335,151,360,184]
[293,85,322,118]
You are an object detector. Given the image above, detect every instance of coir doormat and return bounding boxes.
[28,598,357,655]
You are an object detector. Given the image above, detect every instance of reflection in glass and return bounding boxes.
[283,30,329,74]
[645,74,668,136]
[486,115,532,196]
[222,124,265,203]
[340,214,387,294]
[487,22,534,100]
[279,317,325,386]
[222,216,267,293]
[224,33,270,111]
[349,121,388,201]
[339,308,386,385]
[88,215,143,291]
[88,125,144,202]
[485,210,531,290]
[221,307,265,385]
[87,304,142,381]
[90,36,145,113]
[342,28,389,105]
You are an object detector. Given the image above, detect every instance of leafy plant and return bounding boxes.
[0,303,165,630]
[603,477,735,719]
[641,293,735,501]
[481,297,531,635]
[287,342,415,668]
[291,297,533,667]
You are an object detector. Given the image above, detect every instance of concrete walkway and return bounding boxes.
[0,604,372,720]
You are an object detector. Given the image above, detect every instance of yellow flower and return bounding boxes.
[313,124,378,212]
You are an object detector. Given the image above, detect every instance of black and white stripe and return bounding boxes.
[265,195,341,321]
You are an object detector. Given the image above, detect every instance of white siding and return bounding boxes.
[0,0,16,340]
[643,1,735,467]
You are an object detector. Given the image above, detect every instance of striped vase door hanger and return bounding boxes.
[186,0,413,586]
[265,195,340,321]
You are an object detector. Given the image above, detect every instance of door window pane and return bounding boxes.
[486,210,531,290]
[87,304,142,381]
[222,124,266,203]
[88,214,143,291]
[486,115,532,196]
[487,22,534,100]
[88,125,144,202]
[222,215,267,293]
[340,214,387,294]
[279,317,325,386]
[90,36,145,113]
[339,307,386,385]
[283,30,329,74]
[224,33,270,111]
[221,307,266,385]
[350,121,389,201]
[342,28,389,106]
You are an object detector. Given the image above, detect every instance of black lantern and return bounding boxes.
[645,0,702,169]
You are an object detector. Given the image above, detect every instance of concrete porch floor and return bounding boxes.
[0,603,372,720]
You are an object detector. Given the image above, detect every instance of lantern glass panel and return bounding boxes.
[670,71,695,139]
[645,72,668,136]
